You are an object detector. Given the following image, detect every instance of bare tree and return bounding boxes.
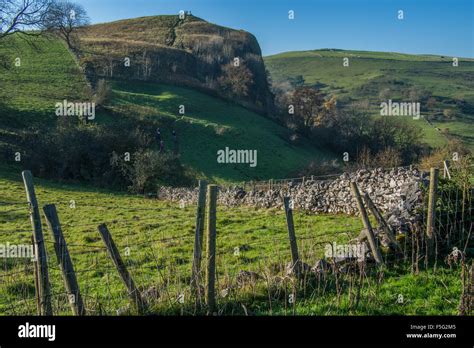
[45,0,89,49]
[0,0,52,39]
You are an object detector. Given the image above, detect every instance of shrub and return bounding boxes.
[94,79,111,106]
[419,139,471,171]
[112,149,190,193]
[374,147,403,168]
[18,119,189,190]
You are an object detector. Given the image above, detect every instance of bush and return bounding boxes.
[19,119,189,190]
[112,149,190,193]
[94,79,111,106]
[355,146,402,169]
[367,117,424,165]
[419,139,471,171]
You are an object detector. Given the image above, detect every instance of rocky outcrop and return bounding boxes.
[158,167,426,235]
[78,15,274,115]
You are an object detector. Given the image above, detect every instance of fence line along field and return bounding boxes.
[0,163,472,316]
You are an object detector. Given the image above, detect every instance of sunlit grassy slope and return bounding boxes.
[0,34,334,183]
[0,35,91,125]
[265,49,474,151]
[107,81,333,182]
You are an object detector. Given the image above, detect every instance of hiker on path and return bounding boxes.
[156,128,161,143]
[172,130,179,156]
[159,140,164,153]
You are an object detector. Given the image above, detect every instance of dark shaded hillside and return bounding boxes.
[77,15,274,115]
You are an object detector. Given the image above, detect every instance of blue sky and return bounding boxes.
[75,0,473,57]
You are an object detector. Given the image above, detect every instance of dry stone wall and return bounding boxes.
[158,167,427,235]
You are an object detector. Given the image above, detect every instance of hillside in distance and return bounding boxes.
[77,14,274,115]
[265,49,474,150]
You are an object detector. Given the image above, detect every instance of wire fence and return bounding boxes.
[0,196,367,315]
[0,163,472,316]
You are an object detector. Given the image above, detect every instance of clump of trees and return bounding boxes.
[272,82,426,168]
[290,87,326,127]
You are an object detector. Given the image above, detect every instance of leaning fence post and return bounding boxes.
[426,168,439,258]
[205,185,218,313]
[283,197,301,276]
[350,182,383,265]
[363,193,401,252]
[22,170,52,316]
[97,223,146,314]
[191,180,207,302]
[43,204,85,316]
[443,160,451,180]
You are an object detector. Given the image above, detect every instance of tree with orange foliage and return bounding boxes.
[217,61,254,98]
[291,86,325,127]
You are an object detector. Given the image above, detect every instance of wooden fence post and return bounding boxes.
[363,193,401,252]
[97,224,146,314]
[43,204,85,316]
[205,185,218,313]
[426,168,439,257]
[22,170,52,316]
[350,182,383,265]
[283,197,301,276]
[191,180,207,302]
[31,235,41,316]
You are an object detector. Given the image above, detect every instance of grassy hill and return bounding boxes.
[0,35,91,127]
[265,49,474,151]
[0,34,333,184]
[107,80,332,182]
[78,14,274,115]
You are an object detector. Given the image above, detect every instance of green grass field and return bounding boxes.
[0,35,91,125]
[0,166,464,315]
[265,49,474,151]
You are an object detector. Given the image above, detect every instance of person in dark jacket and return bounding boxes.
[159,140,164,153]
[155,128,161,143]
[172,130,179,156]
